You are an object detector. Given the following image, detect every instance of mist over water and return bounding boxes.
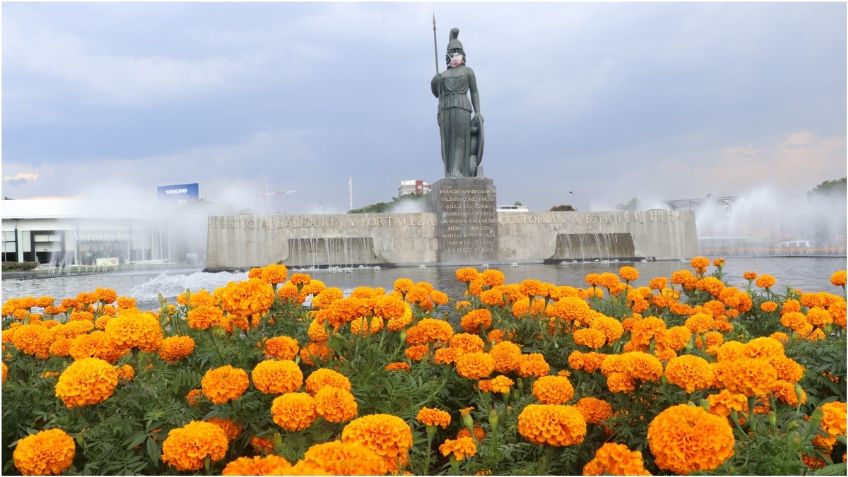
[696,186,847,252]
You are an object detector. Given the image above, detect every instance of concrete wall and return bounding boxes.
[206,209,698,269]
[498,210,697,262]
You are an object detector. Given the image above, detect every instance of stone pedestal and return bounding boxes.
[428,177,498,264]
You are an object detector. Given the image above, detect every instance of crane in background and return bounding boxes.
[257,186,296,214]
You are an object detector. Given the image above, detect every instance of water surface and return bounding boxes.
[3,257,844,310]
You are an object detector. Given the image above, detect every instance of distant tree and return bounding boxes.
[550,204,576,211]
[808,177,846,198]
[349,194,427,214]
[514,201,524,207]
[615,198,640,211]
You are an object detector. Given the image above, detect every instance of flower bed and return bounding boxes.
[2,259,846,475]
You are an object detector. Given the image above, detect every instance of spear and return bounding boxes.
[432,13,439,74]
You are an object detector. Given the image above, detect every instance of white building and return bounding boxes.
[398,180,431,197]
[1,198,204,266]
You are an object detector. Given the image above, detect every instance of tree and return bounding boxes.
[808,177,846,198]
[550,204,576,211]
[349,194,427,214]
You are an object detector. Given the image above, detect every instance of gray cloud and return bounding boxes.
[2,2,845,213]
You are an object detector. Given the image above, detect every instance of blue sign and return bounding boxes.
[157,183,199,201]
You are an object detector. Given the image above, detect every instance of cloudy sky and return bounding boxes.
[2,2,846,213]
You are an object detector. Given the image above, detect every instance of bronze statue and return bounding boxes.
[431,27,484,177]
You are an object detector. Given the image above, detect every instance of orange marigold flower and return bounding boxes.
[393,278,414,296]
[518,404,586,446]
[301,440,387,476]
[417,407,451,428]
[220,278,275,320]
[690,256,710,272]
[314,386,358,423]
[250,435,275,455]
[664,355,714,393]
[671,269,697,289]
[706,389,748,417]
[158,336,195,363]
[350,316,384,336]
[573,328,607,349]
[656,326,692,352]
[300,341,333,366]
[385,362,411,372]
[684,312,715,334]
[807,307,833,327]
[341,414,413,473]
[68,331,126,363]
[743,336,785,360]
[312,287,344,310]
[769,355,805,383]
[276,282,303,305]
[713,358,777,397]
[264,336,300,360]
[406,318,454,345]
[252,360,303,394]
[2,362,7,383]
[819,401,847,439]
[546,296,591,324]
[481,269,505,287]
[532,375,575,404]
[12,428,75,476]
[202,365,250,404]
[619,266,639,282]
[755,274,776,289]
[517,353,550,378]
[456,268,479,283]
[575,397,613,424]
[271,392,317,431]
[162,421,228,471]
[479,288,505,307]
[187,305,227,330]
[105,311,162,352]
[115,364,135,381]
[460,309,492,334]
[439,437,477,461]
[405,344,430,362]
[455,352,495,380]
[489,375,514,394]
[760,301,779,313]
[55,357,118,408]
[223,455,291,476]
[831,270,847,287]
[582,442,650,476]
[771,380,806,406]
[450,333,485,353]
[519,279,550,297]
[186,388,203,406]
[305,368,351,395]
[207,417,242,441]
[457,425,486,441]
[567,351,608,373]
[11,324,54,359]
[490,341,521,373]
[647,404,734,474]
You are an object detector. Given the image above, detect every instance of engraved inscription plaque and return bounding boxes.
[429,177,498,263]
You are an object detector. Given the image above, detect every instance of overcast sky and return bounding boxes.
[2,2,846,213]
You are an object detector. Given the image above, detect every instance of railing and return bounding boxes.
[699,247,846,257]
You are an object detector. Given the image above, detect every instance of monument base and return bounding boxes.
[428,177,498,264]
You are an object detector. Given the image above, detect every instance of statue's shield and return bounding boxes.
[470,116,485,176]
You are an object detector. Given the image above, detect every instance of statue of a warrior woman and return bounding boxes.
[431,28,484,177]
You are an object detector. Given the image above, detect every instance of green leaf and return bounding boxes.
[146,437,160,465]
[123,431,147,449]
[814,463,847,476]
